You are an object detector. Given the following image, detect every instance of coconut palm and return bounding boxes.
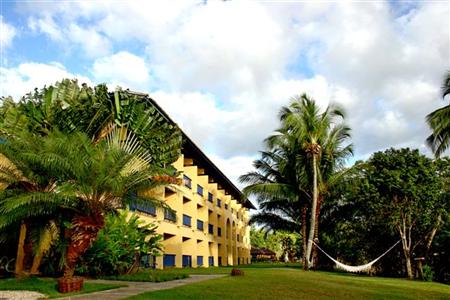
[272,94,352,269]
[240,130,310,262]
[427,72,450,157]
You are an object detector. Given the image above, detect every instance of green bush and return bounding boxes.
[422,265,434,282]
[76,210,162,276]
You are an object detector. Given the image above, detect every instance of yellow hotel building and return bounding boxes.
[131,95,255,269]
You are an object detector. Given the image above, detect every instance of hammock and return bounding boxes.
[312,240,401,273]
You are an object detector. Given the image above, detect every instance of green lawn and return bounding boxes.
[126,268,450,300]
[0,276,125,298]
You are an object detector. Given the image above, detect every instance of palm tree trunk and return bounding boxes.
[30,252,43,275]
[63,214,105,278]
[311,195,322,269]
[302,206,307,269]
[15,222,27,278]
[305,154,318,270]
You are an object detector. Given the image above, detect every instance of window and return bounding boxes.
[183,175,192,189]
[237,234,240,242]
[218,227,222,237]
[224,203,228,210]
[182,255,192,268]
[182,214,192,227]
[231,208,234,214]
[208,192,213,202]
[130,202,156,216]
[164,208,176,222]
[197,220,204,231]
[197,256,203,266]
[163,254,176,267]
[217,199,221,208]
[218,256,222,266]
[208,256,214,267]
[197,184,203,196]
[208,224,214,234]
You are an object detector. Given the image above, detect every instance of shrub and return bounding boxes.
[76,210,162,276]
[423,265,434,282]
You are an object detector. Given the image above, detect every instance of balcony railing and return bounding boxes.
[164,208,177,222]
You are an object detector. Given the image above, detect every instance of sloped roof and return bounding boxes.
[128,90,255,209]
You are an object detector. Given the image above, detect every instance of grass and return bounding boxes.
[99,269,189,282]
[125,267,450,300]
[0,276,125,298]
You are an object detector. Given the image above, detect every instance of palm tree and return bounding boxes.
[0,132,76,277]
[275,94,352,269]
[0,79,182,276]
[43,131,173,278]
[240,131,310,262]
[427,72,450,157]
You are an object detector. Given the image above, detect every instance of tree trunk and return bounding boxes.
[15,222,27,278]
[30,252,43,275]
[302,206,307,270]
[63,214,104,278]
[405,249,413,279]
[425,214,441,263]
[399,217,414,279]
[311,195,323,269]
[305,154,318,270]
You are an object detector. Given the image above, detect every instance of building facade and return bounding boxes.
[131,96,254,269]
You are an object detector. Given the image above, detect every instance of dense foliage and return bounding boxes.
[77,211,162,276]
[0,79,181,278]
[250,227,301,261]
[319,149,450,282]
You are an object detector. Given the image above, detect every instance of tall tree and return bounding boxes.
[240,132,309,261]
[364,148,445,279]
[276,94,352,269]
[426,71,450,157]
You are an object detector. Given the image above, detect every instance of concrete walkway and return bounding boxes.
[61,274,226,300]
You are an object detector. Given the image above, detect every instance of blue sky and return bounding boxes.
[0,0,449,187]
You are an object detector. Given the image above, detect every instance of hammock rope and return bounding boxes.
[312,240,401,273]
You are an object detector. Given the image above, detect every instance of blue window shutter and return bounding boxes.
[183,214,192,227]
[197,256,203,266]
[163,254,176,267]
[182,255,192,267]
[197,220,204,230]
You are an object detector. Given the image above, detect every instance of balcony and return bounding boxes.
[164,208,177,222]
[129,201,156,216]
